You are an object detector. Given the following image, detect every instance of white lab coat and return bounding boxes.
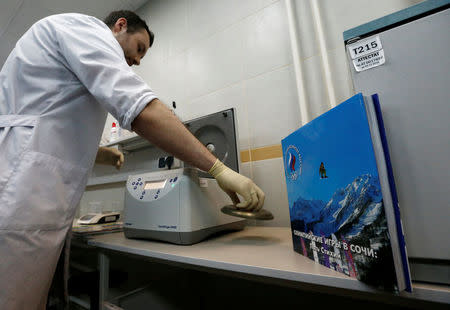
[0,13,156,309]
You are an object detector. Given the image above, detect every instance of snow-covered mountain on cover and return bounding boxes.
[290,174,383,237]
[289,197,324,223]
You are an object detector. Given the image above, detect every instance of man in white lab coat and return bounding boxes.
[0,10,264,309]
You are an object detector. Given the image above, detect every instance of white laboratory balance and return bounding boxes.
[77,212,120,225]
[123,109,271,245]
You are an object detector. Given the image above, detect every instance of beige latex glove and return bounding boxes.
[95,147,124,170]
[209,159,265,211]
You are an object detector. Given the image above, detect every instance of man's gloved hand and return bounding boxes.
[95,146,124,170]
[208,159,265,211]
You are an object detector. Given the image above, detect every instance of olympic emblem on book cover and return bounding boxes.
[285,145,302,181]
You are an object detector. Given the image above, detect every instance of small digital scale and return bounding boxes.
[77,212,120,225]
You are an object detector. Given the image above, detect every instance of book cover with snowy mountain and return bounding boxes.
[282,93,411,292]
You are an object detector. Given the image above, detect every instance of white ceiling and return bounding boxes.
[0,0,149,66]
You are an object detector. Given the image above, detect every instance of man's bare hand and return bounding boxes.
[95,147,124,170]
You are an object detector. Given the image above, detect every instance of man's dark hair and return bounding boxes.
[104,10,154,47]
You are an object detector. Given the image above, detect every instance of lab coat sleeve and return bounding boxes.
[52,15,157,130]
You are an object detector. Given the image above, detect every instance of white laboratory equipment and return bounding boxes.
[77,212,120,225]
[123,109,246,245]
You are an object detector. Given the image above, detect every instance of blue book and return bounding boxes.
[281,93,412,292]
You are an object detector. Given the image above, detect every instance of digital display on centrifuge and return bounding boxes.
[144,180,167,190]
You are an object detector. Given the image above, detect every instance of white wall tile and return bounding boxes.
[0,1,53,62]
[138,0,189,58]
[137,1,169,63]
[186,22,244,100]
[132,63,167,104]
[320,0,423,50]
[3,0,53,41]
[251,158,290,227]
[245,65,300,148]
[241,0,292,79]
[133,40,169,98]
[133,48,187,108]
[261,0,280,7]
[0,0,22,36]
[0,36,15,66]
[162,52,188,105]
[135,1,189,104]
[188,0,264,45]
[40,0,124,17]
[328,47,354,104]
[122,0,149,11]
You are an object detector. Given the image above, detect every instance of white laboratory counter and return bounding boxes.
[85,226,449,308]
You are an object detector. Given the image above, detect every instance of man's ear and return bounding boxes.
[113,17,128,33]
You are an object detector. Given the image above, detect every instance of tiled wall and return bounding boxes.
[84,0,422,226]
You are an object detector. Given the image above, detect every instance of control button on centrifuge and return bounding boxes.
[173,177,178,182]
[169,179,173,182]
[133,186,137,190]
